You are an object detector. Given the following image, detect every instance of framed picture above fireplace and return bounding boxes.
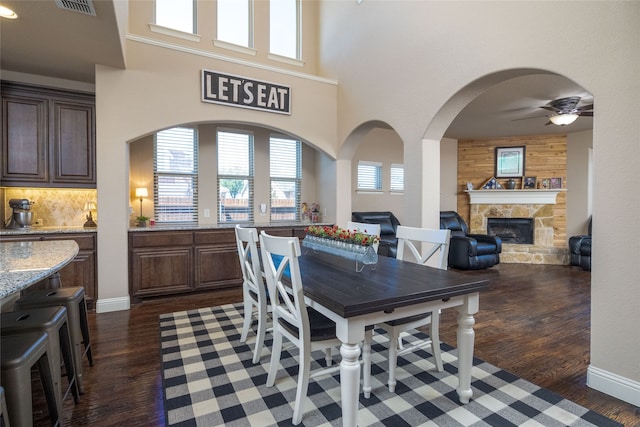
[495,146,526,178]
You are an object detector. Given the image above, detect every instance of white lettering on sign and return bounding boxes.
[201,70,291,115]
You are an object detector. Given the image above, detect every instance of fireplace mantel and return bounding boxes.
[466,189,566,205]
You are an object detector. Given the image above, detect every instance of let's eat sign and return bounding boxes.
[201,69,291,115]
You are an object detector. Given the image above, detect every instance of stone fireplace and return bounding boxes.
[467,190,569,265]
[487,218,534,244]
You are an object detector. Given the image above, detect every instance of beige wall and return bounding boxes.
[567,130,593,237]
[318,0,639,405]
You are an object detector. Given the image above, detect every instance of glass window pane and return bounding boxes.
[390,163,404,192]
[270,136,300,221]
[270,0,299,59]
[156,0,195,33]
[154,127,198,223]
[218,130,253,223]
[358,161,382,190]
[218,0,250,47]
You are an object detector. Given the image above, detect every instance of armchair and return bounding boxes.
[569,217,592,271]
[439,211,502,270]
[351,211,401,257]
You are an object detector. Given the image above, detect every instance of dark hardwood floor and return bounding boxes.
[30,264,639,426]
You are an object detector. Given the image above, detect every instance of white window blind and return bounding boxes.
[154,127,198,223]
[390,163,404,192]
[218,130,254,223]
[357,161,383,191]
[217,0,252,47]
[270,136,300,221]
[155,0,196,33]
[270,0,300,59]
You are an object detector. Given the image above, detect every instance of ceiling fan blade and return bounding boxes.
[512,114,548,122]
[576,104,594,112]
[544,121,553,126]
[540,105,561,113]
[579,111,594,117]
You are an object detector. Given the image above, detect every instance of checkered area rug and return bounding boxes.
[160,303,620,427]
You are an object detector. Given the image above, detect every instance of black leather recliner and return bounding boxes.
[439,211,502,270]
[351,211,400,258]
[569,217,592,271]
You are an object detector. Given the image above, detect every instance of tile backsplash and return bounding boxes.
[2,188,98,227]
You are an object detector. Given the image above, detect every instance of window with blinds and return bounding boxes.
[270,136,300,221]
[155,0,196,34]
[217,0,252,47]
[154,127,198,223]
[218,130,254,223]
[390,163,404,192]
[357,161,383,191]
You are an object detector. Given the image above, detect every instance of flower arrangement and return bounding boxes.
[305,225,379,247]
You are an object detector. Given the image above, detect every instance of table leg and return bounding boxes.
[456,301,476,404]
[340,342,361,427]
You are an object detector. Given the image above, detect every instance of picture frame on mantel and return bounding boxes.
[523,176,537,189]
[495,146,526,178]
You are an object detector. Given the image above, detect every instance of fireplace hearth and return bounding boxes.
[487,218,534,244]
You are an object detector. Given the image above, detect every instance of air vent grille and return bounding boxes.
[55,0,96,16]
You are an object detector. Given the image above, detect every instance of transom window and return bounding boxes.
[218,130,254,222]
[270,135,301,221]
[155,0,196,34]
[269,0,300,59]
[154,127,198,223]
[217,0,253,47]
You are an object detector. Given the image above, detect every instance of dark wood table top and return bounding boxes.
[298,252,491,319]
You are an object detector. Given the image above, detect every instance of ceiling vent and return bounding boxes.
[55,0,96,16]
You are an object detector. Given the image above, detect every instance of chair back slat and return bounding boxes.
[235,225,265,296]
[396,225,451,270]
[259,231,310,343]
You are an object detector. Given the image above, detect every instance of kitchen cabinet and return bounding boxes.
[1,81,95,188]
[129,226,308,302]
[2,233,97,309]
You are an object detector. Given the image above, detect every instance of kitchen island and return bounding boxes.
[0,240,79,299]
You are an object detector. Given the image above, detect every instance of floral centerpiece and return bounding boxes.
[305,225,379,247]
[303,225,379,271]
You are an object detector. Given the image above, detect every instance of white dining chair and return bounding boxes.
[259,231,344,425]
[235,225,270,364]
[346,221,381,253]
[376,225,451,393]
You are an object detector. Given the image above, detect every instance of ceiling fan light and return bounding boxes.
[549,113,579,126]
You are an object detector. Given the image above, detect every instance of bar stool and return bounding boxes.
[0,386,9,427]
[15,287,93,394]
[1,332,60,427]
[1,306,80,414]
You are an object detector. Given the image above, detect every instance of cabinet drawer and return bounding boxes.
[130,231,193,248]
[193,229,236,245]
[44,234,95,250]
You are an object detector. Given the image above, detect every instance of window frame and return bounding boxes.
[357,160,383,193]
[217,128,254,223]
[154,0,197,34]
[153,126,199,224]
[390,163,405,193]
[269,0,301,60]
[269,134,301,222]
[216,0,254,49]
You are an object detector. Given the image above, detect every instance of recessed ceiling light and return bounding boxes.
[0,5,18,19]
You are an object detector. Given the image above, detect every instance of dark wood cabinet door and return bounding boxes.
[194,245,242,290]
[1,92,48,184]
[130,247,193,299]
[50,99,95,185]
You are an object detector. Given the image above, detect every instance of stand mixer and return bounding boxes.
[4,199,35,229]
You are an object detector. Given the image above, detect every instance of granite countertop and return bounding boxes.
[128,222,332,232]
[0,226,95,236]
[0,240,79,299]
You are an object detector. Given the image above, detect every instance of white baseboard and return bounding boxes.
[587,364,640,407]
[96,296,131,313]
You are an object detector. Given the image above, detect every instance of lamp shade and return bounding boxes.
[84,202,97,211]
[549,113,579,126]
[135,187,148,198]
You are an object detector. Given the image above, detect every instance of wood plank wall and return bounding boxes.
[457,134,567,247]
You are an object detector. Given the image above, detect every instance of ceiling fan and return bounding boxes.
[539,96,593,126]
[513,96,594,126]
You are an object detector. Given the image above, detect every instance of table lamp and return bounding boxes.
[83,201,97,227]
[135,187,148,218]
